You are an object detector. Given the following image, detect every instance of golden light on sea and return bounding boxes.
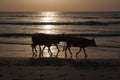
[41,12,56,22]
[43,25,55,34]
[39,12,57,34]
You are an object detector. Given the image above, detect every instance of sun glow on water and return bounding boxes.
[43,25,55,34]
[40,12,57,22]
[39,12,57,34]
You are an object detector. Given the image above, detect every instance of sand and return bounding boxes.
[0,57,120,80]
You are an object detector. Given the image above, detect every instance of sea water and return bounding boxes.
[0,12,120,59]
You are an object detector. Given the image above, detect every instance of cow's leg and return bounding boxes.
[42,46,46,57]
[32,47,35,57]
[48,46,53,57]
[34,47,37,57]
[32,47,37,57]
[39,45,42,57]
[63,42,66,51]
[83,48,88,59]
[68,46,72,58]
[64,45,68,58]
[76,47,82,58]
[55,44,60,57]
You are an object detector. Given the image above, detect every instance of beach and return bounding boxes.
[0,57,120,80]
[0,36,120,80]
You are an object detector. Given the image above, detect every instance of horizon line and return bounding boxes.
[0,11,120,13]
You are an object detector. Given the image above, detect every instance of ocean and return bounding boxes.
[0,12,120,59]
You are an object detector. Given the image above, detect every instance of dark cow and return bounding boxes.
[64,35,97,59]
[31,33,64,57]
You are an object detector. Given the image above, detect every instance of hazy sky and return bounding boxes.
[0,0,120,12]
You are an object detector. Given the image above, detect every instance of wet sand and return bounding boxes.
[0,57,120,80]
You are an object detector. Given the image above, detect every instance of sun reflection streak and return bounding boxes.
[38,12,60,57]
[38,12,57,34]
[42,25,55,34]
[40,12,57,22]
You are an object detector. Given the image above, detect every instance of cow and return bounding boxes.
[31,33,65,57]
[64,35,97,59]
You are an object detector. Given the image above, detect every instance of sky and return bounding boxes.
[0,0,120,12]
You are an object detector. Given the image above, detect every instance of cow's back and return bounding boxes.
[65,36,91,47]
[32,33,60,45]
